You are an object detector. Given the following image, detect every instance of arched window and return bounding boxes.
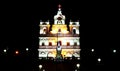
[73,23,76,25]
[73,29,76,34]
[57,20,62,24]
[41,52,45,54]
[49,42,52,46]
[57,41,62,46]
[57,17,62,20]
[43,22,47,25]
[58,29,61,32]
[59,41,62,46]
[43,27,47,34]
[42,42,45,46]
[67,42,70,46]
[74,42,77,46]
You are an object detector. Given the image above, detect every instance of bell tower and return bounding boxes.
[54,4,66,25]
[51,4,69,34]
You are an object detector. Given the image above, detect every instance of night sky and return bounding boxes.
[0,0,120,71]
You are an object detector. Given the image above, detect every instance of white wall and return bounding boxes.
[39,37,80,46]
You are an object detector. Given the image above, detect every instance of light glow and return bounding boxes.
[113,49,116,53]
[26,48,29,51]
[15,50,19,55]
[76,64,80,68]
[98,58,101,62]
[4,49,7,53]
[77,57,80,60]
[39,65,42,69]
[50,25,69,34]
[91,49,94,52]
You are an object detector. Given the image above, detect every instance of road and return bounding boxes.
[39,59,80,71]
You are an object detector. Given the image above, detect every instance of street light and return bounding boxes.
[3,49,7,53]
[91,49,94,52]
[98,58,101,62]
[15,50,19,55]
[26,48,29,51]
[76,64,80,68]
[75,69,77,71]
[113,49,116,53]
[39,65,42,69]
[77,57,80,60]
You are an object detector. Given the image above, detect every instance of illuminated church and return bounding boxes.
[38,5,80,59]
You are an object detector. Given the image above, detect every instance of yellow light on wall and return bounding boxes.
[62,30,68,34]
[62,51,67,57]
[51,31,56,34]
[50,24,69,34]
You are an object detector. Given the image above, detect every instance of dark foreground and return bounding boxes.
[0,56,80,71]
[39,59,80,71]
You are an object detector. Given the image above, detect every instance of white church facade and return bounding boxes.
[38,5,80,59]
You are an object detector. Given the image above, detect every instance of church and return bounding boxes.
[38,4,80,60]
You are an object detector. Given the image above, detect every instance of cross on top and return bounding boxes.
[58,4,61,8]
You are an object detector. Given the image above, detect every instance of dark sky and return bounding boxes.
[0,0,81,52]
[32,0,80,22]
[0,0,119,50]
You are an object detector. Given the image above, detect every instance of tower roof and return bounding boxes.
[54,4,66,24]
[58,4,62,11]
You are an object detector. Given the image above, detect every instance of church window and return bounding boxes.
[49,42,52,46]
[57,17,62,20]
[43,22,47,25]
[73,23,76,25]
[67,42,70,46]
[42,42,45,46]
[74,42,77,46]
[58,29,61,32]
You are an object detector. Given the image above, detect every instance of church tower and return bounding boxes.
[54,4,65,25]
[51,5,68,34]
